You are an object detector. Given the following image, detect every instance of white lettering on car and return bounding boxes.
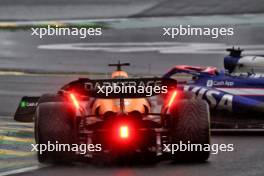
[184,85,233,111]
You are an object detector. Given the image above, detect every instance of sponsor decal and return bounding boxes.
[206,80,234,87]
[20,101,38,108]
[184,85,233,111]
[82,78,176,97]
[206,80,213,87]
[85,80,163,91]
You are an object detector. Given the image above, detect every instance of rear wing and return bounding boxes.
[62,77,177,98]
[14,77,177,122]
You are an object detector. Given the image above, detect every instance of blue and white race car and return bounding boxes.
[163,48,264,129]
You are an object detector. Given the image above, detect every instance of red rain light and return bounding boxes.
[119,126,129,139]
[70,93,80,110]
[168,90,178,108]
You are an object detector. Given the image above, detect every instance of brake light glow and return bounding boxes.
[70,93,80,110]
[119,126,129,139]
[168,90,178,108]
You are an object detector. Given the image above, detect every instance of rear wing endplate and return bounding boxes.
[14,96,39,122]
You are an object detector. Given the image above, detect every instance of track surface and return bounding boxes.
[1,21,264,116]
[1,0,264,20]
[9,136,264,176]
[0,113,263,176]
[0,1,264,175]
[1,23,264,78]
[0,23,264,174]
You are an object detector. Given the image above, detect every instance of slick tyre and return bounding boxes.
[169,98,210,162]
[34,102,76,163]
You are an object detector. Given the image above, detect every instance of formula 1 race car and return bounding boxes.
[14,62,210,163]
[163,48,264,129]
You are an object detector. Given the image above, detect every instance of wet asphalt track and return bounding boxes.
[1,22,264,116]
[6,136,264,176]
[0,1,264,175]
[0,24,264,175]
[1,0,264,20]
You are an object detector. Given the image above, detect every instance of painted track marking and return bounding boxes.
[38,42,264,55]
[0,166,45,176]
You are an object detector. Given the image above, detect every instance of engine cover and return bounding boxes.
[224,55,264,75]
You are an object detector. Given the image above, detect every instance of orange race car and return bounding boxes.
[91,62,151,116]
[14,62,210,164]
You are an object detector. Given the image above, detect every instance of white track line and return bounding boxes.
[0,165,46,176]
[38,42,264,55]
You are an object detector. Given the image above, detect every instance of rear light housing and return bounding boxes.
[167,90,178,108]
[119,125,129,139]
[69,93,80,110]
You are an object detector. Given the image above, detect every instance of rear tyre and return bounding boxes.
[38,94,64,104]
[34,102,76,163]
[169,98,210,162]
